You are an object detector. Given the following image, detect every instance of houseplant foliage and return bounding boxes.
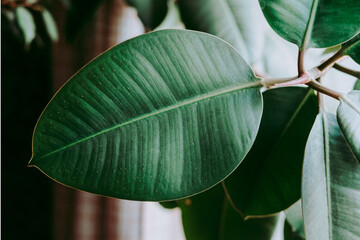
[29,0,360,239]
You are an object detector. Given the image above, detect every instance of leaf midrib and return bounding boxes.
[301,0,319,49]
[33,80,262,162]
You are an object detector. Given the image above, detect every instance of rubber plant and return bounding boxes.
[29,0,360,239]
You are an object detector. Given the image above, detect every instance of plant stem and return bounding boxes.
[298,49,306,75]
[306,79,342,100]
[333,63,360,78]
[317,49,347,72]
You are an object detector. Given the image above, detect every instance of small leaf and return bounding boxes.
[343,33,360,64]
[30,30,263,201]
[259,0,360,48]
[224,87,318,216]
[15,6,36,48]
[302,113,360,240]
[41,9,58,42]
[178,184,280,240]
[354,80,360,90]
[126,0,168,29]
[285,201,305,238]
[65,0,103,41]
[337,90,360,163]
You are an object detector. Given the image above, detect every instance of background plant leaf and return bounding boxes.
[178,0,297,77]
[258,0,360,48]
[178,184,280,240]
[15,6,36,48]
[224,87,318,217]
[126,0,168,30]
[41,8,58,42]
[354,80,360,90]
[302,113,360,240]
[30,30,263,201]
[337,90,360,163]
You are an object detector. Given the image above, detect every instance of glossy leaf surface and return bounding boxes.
[127,0,168,29]
[179,184,279,240]
[30,30,263,201]
[337,91,360,163]
[259,0,360,48]
[302,113,360,240]
[225,87,318,216]
[178,0,298,76]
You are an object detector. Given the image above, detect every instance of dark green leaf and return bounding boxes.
[302,113,360,240]
[15,6,36,48]
[159,200,178,209]
[127,0,168,29]
[65,0,103,41]
[178,184,279,240]
[337,91,360,163]
[224,87,318,216]
[343,33,360,64]
[259,0,360,48]
[30,30,263,201]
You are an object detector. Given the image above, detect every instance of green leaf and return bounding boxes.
[15,6,36,48]
[259,0,360,48]
[178,0,297,76]
[337,91,360,163]
[127,0,168,29]
[30,30,263,201]
[65,0,103,41]
[354,80,360,90]
[302,113,360,240]
[285,201,305,238]
[224,87,318,216]
[178,184,280,240]
[41,9,58,42]
[343,33,360,64]
[284,220,305,240]
[159,200,178,209]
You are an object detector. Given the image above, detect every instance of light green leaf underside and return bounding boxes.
[178,184,280,240]
[343,33,360,64]
[178,0,297,76]
[15,6,36,47]
[30,30,263,201]
[225,87,317,217]
[302,113,360,240]
[337,91,360,163]
[259,0,360,48]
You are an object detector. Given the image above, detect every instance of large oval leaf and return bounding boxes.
[224,87,318,216]
[259,0,360,48]
[302,113,360,240]
[29,30,263,201]
[178,184,280,240]
[337,90,360,163]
